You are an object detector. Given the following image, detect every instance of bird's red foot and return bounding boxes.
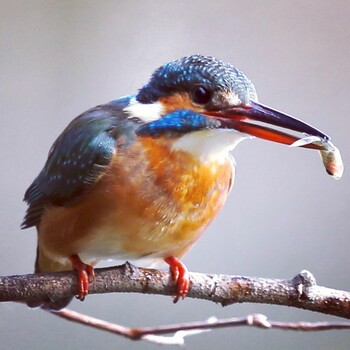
[69,254,95,301]
[164,256,190,303]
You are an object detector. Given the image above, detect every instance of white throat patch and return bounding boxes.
[123,97,164,122]
[172,129,250,163]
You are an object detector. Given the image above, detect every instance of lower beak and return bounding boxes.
[205,100,343,179]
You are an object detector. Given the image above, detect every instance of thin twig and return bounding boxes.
[52,308,350,345]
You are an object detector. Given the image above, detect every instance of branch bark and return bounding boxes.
[1,263,350,319]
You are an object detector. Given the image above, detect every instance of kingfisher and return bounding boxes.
[22,55,343,310]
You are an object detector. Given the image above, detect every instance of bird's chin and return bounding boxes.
[172,129,249,163]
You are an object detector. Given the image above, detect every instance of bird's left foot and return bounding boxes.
[69,254,95,301]
[165,256,190,303]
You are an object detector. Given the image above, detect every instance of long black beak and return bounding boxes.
[205,100,343,179]
[205,100,330,151]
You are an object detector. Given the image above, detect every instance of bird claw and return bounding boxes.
[69,254,95,301]
[165,256,190,303]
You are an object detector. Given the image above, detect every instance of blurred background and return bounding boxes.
[1,1,349,349]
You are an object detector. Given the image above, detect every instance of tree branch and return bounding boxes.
[1,263,349,319]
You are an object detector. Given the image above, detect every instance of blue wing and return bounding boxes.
[22,99,135,228]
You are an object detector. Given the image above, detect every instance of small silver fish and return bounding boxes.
[290,136,344,180]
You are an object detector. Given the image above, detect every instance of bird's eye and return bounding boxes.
[192,86,212,105]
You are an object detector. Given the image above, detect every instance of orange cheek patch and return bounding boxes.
[159,93,204,115]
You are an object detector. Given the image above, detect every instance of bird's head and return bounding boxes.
[136,54,257,111]
[124,55,342,177]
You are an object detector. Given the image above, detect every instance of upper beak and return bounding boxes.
[205,100,329,151]
[204,100,344,179]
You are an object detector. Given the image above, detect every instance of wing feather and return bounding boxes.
[22,99,135,228]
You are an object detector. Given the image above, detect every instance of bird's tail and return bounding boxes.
[27,244,73,310]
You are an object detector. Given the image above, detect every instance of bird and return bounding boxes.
[22,54,337,310]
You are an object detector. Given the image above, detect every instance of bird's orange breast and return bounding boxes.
[38,136,234,265]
